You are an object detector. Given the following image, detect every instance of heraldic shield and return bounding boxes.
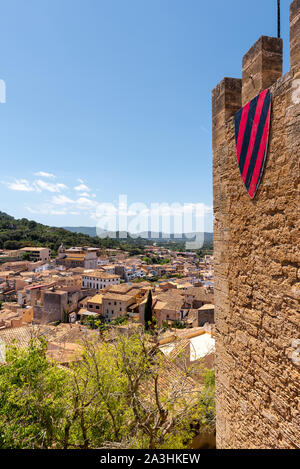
[234,88,271,199]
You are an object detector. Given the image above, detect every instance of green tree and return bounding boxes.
[0,331,215,449]
[3,240,22,250]
[198,369,215,433]
[172,320,186,329]
[76,332,208,449]
[0,338,67,448]
[142,256,152,265]
[21,252,31,261]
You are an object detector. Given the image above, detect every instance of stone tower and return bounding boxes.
[212,0,300,448]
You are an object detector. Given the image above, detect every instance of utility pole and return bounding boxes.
[277,0,281,38]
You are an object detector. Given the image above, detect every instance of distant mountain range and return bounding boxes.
[63,226,213,244]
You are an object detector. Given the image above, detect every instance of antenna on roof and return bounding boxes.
[277,0,281,38]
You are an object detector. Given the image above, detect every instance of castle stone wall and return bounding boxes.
[212,0,300,449]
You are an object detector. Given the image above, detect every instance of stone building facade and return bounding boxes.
[34,290,68,323]
[212,0,300,449]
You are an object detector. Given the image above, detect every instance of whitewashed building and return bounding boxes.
[82,271,121,291]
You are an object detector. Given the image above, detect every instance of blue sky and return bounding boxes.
[0,0,291,232]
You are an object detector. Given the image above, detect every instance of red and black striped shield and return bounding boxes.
[234,89,271,199]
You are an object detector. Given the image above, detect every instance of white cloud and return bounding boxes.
[74,183,90,192]
[24,191,99,220]
[50,209,67,215]
[34,179,68,193]
[25,205,50,215]
[51,195,75,205]
[76,197,98,209]
[3,177,69,194]
[6,179,35,192]
[35,171,55,179]
[25,204,67,216]
[25,205,39,213]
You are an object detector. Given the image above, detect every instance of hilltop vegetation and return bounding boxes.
[0,211,213,257]
[0,211,147,256]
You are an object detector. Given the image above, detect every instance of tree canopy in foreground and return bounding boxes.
[0,331,215,449]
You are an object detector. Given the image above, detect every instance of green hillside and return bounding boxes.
[0,212,213,258]
[0,211,146,257]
